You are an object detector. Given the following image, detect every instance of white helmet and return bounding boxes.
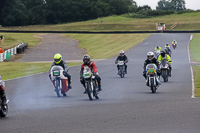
[120,50,124,54]
[147,51,154,60]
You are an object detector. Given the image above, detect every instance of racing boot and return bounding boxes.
[83,89,87,94]
[68,84,72,89]
[98,85,102,92]
[169,70,171,77]
[1,94,8,105]
[83,85,87,94]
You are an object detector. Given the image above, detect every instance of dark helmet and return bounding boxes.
[160,50,165,57]
[82,54,90,65]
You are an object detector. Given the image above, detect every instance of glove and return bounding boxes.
[157,69,161,76]
[93,72,99,76]
[49,74,52,81]
[63,71,67,75]
[80,76,83,81]
[125,60,128,63]
[115,61,118,64]
[157,69,161,74]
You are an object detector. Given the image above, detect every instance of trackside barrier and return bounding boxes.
[0,42,28,62]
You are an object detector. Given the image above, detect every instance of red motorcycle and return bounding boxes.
[172,43,177,49]
[50,66,69,97]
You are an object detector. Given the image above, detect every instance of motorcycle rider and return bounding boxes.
[172,40,177,45]
[0,76,8,105]
[143,51,161,80]
[115,50,128,74]
[49,53,72,89]
[158,50,172,77]
[155,46,162,52]
[164,44,172,56]
[80,54,102,94]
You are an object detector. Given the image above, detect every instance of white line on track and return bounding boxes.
[188,34,195,98]
[5,72,47,82]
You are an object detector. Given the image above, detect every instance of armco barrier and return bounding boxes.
[0,42,27,62]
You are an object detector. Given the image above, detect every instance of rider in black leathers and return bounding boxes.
[115,50,129,74]
[143,51,160,78]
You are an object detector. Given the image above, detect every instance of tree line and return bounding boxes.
[0,0,187,26]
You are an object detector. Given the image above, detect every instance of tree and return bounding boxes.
[137,5,152,12]
[171,0,186,10]
[156,0,173,10]
[156,0,186,10]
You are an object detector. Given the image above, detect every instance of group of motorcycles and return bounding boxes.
[48,44,176,100]
[49,65,99,101]
[145,43,176,93]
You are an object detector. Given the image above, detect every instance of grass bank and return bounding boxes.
[190,34,200,97]
[2,12,200,31]
[0,62,81,80]
[0,32,41,49]
[193,66,200,97]
[67,34,149,59]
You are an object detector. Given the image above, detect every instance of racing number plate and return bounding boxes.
[53,70,60,76]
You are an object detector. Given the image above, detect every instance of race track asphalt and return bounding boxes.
[1,33,200,133]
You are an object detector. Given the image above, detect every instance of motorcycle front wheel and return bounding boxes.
[55,79,61,97]
[150,78,156,93]
[86,82,93,100]
[0,104,8,117]
[163,70,168,82]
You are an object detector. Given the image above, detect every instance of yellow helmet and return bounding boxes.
[54,53,62,64]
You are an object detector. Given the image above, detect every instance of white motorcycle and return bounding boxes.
[117,61,126,78]
[146,64,160,93]
[50,66,69,97]
[160,59,170,82]
[83,66,99,100]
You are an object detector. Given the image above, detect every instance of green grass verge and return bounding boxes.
[66,34,149,59]
[0,62,81,80]
[190,34,200,62]
[190,33,200,97]
[0,32,41,49]
[2,12,200,31]
[192,66,200,97]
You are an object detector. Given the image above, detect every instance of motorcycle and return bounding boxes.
[155,50,161,59]
[172,43,176,49]
[117,61,126,78]
[0,98,9,117]
[160,59,170,82]
[83,66,99,100]
[146,64,159,93]
[50,66,69,97]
